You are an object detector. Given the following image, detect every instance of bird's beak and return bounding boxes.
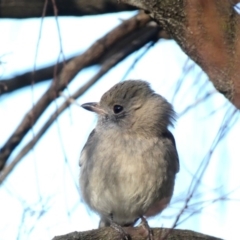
[81,102,106,115]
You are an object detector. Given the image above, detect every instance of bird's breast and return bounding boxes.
[82,130,170,217]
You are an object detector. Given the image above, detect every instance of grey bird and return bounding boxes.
[79,80,179,233]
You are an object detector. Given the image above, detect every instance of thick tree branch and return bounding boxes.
[121,0,240,109]
[0,0,136,18]
[0,12,156,172]
[52,226,222,240]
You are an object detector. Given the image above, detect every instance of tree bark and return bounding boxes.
[0,0,136,18]
[52,226,223,240]
[120,0,240,109]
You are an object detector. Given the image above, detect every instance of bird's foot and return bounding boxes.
[110,221,130,240]
[139,216,154,240]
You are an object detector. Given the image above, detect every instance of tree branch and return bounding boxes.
[0,59,72,94]
[0,22,164,95]
[0,0,136,18]
[52,226,223,240]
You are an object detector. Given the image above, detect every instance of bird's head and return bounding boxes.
[81,80,175,136]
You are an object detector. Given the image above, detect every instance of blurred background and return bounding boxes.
[0,6,240,240]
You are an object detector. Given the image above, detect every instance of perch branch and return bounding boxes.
[52,226,223,240]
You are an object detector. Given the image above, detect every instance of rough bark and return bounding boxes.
[52,226,223,240]
[0,0,136,18]
[120,0,240,109]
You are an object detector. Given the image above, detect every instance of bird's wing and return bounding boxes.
[162,130,180,173]
[79,129,95,167]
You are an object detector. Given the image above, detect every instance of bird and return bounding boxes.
[79,80,179,237]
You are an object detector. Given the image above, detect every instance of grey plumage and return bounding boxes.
[79,80,179,227]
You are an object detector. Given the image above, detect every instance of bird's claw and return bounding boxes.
[140,216,154,240]
[110,221,130,240]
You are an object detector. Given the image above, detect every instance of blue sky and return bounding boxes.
[0,11,240,240]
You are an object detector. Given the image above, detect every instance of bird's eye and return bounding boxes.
[113,105,123,114]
